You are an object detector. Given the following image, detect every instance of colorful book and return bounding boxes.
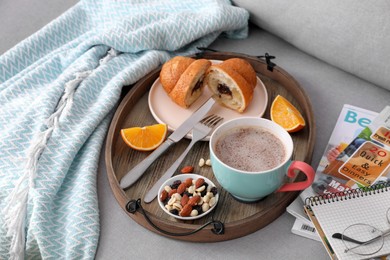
[320,106,390,190]
[300,104,379,199]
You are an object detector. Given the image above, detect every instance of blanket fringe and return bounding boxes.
[46,71,92,127]
[99,48,119,65]
[3,48,118,259]
[3,129,51,260]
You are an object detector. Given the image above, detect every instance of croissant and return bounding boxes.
[218,58,257,89]
[160,56,195,94]
[160,56,211,108]
[205,58,257,113]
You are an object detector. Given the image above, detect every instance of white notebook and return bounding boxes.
[304,183,390,260]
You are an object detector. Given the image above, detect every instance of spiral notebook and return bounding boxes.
[304,182,390,260]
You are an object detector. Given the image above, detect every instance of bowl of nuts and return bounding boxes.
[158,173,219,220]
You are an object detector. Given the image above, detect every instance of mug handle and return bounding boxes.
[277,161,315,192]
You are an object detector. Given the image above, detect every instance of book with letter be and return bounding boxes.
[300,104,380,200]
[304,182,390,260]
[319,106,390,192]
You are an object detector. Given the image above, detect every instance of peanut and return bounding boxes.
[205,159,211,166]
[198,158,205,167]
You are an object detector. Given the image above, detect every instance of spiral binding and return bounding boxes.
[305,181,390,207]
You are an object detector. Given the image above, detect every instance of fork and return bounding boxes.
[143,114,223,203]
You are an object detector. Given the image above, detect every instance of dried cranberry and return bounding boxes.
[194,205,203,214]
[170,180,181,189]
[170,209,179,215]
[210,187,218,196]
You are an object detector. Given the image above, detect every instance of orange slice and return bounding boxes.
[270,95,306,133]
[120,124,168,151]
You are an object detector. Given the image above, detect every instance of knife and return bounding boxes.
[119,98,216,189]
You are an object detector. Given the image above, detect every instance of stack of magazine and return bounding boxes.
[287,104,387,241]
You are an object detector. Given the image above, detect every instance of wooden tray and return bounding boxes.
[105,51,316,242]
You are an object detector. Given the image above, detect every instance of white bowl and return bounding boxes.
[157,174,219,220]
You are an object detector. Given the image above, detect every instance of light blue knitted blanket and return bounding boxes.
[0,0,248,259]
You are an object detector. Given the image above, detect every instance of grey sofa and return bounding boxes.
[1,1,388,259]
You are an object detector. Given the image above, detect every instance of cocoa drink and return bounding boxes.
[214,126,286,172]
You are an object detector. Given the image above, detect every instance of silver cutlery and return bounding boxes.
[119,98,216,189]
[143,114,223,203]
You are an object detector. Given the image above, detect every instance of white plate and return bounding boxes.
[148,62,268,140]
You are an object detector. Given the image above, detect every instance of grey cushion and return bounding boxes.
[232,0,390,91]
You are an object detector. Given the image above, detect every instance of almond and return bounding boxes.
[177,183,187,195]
[180,204,192,217]
[195,178,205,188]
[187,195,200,206]
[160,190,168,202]
[180,166,194,174]
[181,194,189,207]
[184,178,193,187]
[168,189,177,198]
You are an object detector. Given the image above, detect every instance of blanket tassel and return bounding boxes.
[3,128,52,260]
[2,48,118,259]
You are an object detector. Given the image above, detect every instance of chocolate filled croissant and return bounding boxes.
[160,56,195,94]
[160,56,211,108]
[218,58,257,89]
[205,58,257,113]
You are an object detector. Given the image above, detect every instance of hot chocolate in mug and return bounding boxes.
[209,117,315,202]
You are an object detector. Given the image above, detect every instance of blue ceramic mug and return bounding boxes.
[209,117,315,202]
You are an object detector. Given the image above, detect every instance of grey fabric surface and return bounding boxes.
[233,0,390,91]
[1,0,389,259]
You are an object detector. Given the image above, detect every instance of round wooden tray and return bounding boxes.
[105,51,316,242]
